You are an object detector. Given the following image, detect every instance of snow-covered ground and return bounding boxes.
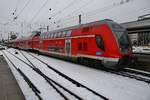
[133,46,150,54]
[1,48,150,100]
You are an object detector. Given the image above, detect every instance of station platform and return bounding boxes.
[0,55,25,100]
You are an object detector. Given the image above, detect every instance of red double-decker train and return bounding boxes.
[9,19,132,69]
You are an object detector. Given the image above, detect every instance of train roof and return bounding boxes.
[45,19,117,34]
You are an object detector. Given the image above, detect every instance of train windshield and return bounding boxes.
[114,31,130,49]
[109,22,131,50]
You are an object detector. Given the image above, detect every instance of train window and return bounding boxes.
[49,33,52,38]
[55,33,57,38]
[40,34,42,38]
[58,32,61,38]
[45,34,47,39]
[48,33,50,38]
[78,42,82,51]
[47,33,49,38]
[56,32,59,38]
[50,33,52,38]
[45,33,48,39]
[63,31,66,37]
[52,33,54,38]
[96,35,105,51]
[82,27,90,32]
[53,33,55,38]
[51,33,53,38]
[60,32,63,38]
[43,34,45,39]
[54,33,57,38]
[66,30,71,37]
[83,42,87,51]
[44,34,46,39]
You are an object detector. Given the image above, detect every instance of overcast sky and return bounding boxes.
[0,0,150,39]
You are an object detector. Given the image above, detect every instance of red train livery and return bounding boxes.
[9,19,132,69]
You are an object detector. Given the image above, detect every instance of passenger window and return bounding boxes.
[52,33,54,38]
[66,30,71,37]
[56,32,59,38]
[46,34,48,38]
[78,43,82,51]
[96,35,105,51]
[48,33,51,38]
[63,31,66,37]
[83,42,87,51]
[58,32,61,38]
[50,33,52,38]
[60,32,63,38]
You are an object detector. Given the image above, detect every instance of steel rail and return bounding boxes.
[2,51,43,100]
[6,50,83,100]
[27,51,109,100]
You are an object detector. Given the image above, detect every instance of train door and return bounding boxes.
[39,39,42,49]
[65,39,71,56]
[65,30,71,56]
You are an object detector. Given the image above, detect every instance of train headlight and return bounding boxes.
[96,51,103,56]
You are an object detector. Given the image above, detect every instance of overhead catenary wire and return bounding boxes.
[4,0,32,25]
[49,0,134,29]
[50,0,93,25]
[12,0,20,15]
[15,0,32,18]
[49,0,77,19]
[53,6,148,30]
[29,0,49,23]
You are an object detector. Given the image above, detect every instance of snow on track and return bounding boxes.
[3,50,65,100]
[2,48,150,100]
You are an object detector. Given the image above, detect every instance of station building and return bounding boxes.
[121,16,150,46]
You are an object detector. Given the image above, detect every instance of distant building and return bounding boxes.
[121,17,150,46]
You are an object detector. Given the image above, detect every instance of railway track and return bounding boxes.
[23,49,150,84]
[2,51,43,100]
[4,50,109,100]
[124,68,150,78]
[106,69,150,84]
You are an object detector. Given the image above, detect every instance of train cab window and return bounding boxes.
[96,35,105,51]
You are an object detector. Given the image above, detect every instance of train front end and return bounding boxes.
[101,20,132,69]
